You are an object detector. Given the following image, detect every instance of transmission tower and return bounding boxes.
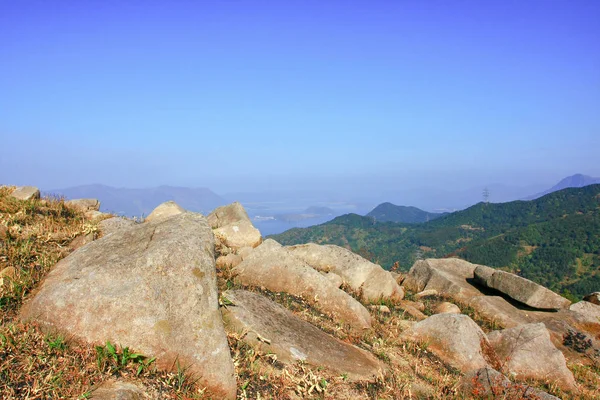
[482,187,490,203]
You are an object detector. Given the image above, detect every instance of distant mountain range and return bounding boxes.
[271,184,600,299]
[366,203,447,223]
[524,173,600,200]
[46,184,226,217]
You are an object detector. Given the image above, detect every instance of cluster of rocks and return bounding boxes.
[8,185,600,398]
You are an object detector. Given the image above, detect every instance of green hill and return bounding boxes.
[366,202,447,223]
[270,185,600,299]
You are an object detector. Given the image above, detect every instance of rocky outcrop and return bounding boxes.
[569,301,600,324]
[20,212,236,399]
[286,243,404,302]
[403,258,482,302]
[468,295,532,328]
[144,201,185,222]
[460,367,560,400]
[222,290,385,381]
[487,323,576,391]
[65,198,100,212]
[233,239,371,329]
[400,314,497,372]
[474,266,571,310]
[10,186,40,201]
[209,202,262,251]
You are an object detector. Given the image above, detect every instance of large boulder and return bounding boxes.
[10,186,40,201]
[222,290,385,381]
[65,198,100,212]
[286,243,404,302]
[403,258,482,302]
[99,217,137,237]
[144,201,186,222]
[20,212,236,399]
[232,239,371,330]
[209,203,262,251]
[487,323,576,391]
[468,296,533,329]
[474,266,570,310]
[400,314,497,372]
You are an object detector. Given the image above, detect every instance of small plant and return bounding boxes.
[45,334,67,351]
[95,341,155,375]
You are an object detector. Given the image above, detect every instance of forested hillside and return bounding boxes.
[271,185,600,299]
[366,202,446,223]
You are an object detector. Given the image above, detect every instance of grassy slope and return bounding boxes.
[271,185,600,299]
[1,186,598,399]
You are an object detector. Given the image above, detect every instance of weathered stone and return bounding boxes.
[414,289,439,300]
[397,301,428,320]
[583,292,600,305]
[90,380,149,399]
[434,302,461,314]
[369,305,391,314]
[84,210,108,221]
[468,296,532,329]
[460,367,560,400]
[65,198,100,212]
[474,266,570,310]
[214,220,262,250]
[487,323,575,391]
[569,301,600,324]
[0,224,8,240]
[99,217,137,237]
[321,271,343,288]
[287,243,404,302]
[10,186,40,201]
[144,201,186,222]
[207,202,250,229]
[222,290,385,381]
[233,239,371,330]
[401,314,496,372]
[20,212,236,399]
[216,253,243,269]
[403,259,482,302]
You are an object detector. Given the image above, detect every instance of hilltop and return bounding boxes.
[271,185,600,299]
[366,203,446,223]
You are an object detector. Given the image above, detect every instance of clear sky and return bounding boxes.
[1,0,599,195]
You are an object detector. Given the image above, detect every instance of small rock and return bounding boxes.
[401,314,496,372]
[321,271,343,288]
[84,210,108,221]
[10,186,40,201]
[434,302,461,314]
[69,233,95,251]
[397,301,428,321]
[487,322,576,391]
[207,202,249,229]
[583,292,600,305]
[214,220,262,251]
[216,253,243,269]
[145,201,186,222]
[414,289,438,300]
[0,224,7,240]
[90,379,148,399]
[369,305,391,314]
[65,198,100,212]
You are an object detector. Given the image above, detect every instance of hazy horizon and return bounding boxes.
[2,1,599,199]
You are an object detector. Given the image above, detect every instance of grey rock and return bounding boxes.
[10,186,40,201]
[474,266,570,310]
[99,217,137,236]
[207,201,250,229]
[222,290,385,381]
[233,239,371,330]
[65,198,100,212]
[569,301,600,324]
[90,380,149,399]
[433,302,461,314]
[287,243,404,302]
[401,314,496,372]
[21,212,236,399]
[460,367,560,399]
[487,322,575,391]
[209,203,262,251]
[468,296,533,329]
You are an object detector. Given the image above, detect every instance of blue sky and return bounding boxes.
[1,0,599,195]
